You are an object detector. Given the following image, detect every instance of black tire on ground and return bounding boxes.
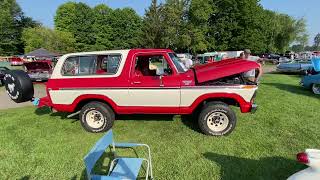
[3,70,34,103]
[198,102,237,136]
[80,101,115,133]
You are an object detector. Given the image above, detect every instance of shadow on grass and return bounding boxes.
[34,107,203,133]
[264,82,319,98]
[34,106,78,122]
[19,176,30,180]
[181,114,202,133]
[203,152,305,180]
[266,71,305,76]
[76,148,143,180]
[116,114,175,122]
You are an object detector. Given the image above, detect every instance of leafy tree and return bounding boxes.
[294,18,308,50]
[92,4,114,50]
[141,0,163,48]
[290,44,304,52]
[161,0,191,51]
[22,27,76,54]
[108,8,143,49]
[188,0,214,53]
[55,2,95,51]
[0,0,38,55]
[314,33,320,48]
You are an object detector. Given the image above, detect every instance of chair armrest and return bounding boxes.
[114,143,144,148]
[113,143,153,179]
[91,174,120,180]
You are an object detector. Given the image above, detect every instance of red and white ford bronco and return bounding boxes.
[4,49,260,136]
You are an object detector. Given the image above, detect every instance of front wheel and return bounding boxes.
[80,101,115,133]
[312,84,320,95]
[198,102,237,136]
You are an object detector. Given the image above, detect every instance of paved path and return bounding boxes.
[263,65,276,73]
[0,83,47,110]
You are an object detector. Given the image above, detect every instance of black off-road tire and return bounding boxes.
[3,70,34,103]
[80,101,115,133]
[198,102,237,136]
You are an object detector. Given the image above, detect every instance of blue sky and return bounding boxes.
[17,0,319,45]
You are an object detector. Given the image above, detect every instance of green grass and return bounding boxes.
[1,74,320,179]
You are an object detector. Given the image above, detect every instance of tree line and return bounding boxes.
[0,0,317,56]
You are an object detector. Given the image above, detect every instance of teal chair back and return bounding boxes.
[84,130,114,179]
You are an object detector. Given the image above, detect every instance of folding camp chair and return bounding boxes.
[84,130,153,180]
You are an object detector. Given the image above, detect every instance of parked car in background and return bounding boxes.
[23,60,52,81]
[287,149,320,180]
[196,52,218,64]
[9,57,24,66]
[267,53,281,60]
[301,73,320,94]
[301,57,320,94]
[0,66,9,86]
[278,57,292,63]
[276,60,313,74]
[284,51,294,59]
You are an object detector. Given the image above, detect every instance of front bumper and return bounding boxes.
[251,104,258,114]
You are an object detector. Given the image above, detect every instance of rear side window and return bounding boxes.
[61,54,121,76]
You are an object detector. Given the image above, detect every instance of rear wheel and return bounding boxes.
[198,102,237,136]
[312,84,320,95]
[80,102,115,133]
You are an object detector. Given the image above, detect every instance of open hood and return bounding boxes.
[24,61,51,71]
[192,59,260,83]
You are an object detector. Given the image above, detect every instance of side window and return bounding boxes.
[135,55,172,76]
[79,56,96,75]
[96,54,121,74]
[62,54,121,76]
[62,56,80,75]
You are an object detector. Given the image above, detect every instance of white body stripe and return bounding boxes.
[181,87,256,106]
[50,89,129,105]
[49,87,256,106]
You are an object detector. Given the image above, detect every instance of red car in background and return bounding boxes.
[23,60,52,81]
[10,57,24,66]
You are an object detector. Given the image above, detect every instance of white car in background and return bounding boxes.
[287,149,320,180]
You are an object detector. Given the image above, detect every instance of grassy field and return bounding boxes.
[1,73,320,179]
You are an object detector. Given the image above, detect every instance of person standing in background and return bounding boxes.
[184,57,193,69]
[243,49,263,82]
[239,52,245,59]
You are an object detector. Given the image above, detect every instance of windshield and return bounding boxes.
[168,53,187,73]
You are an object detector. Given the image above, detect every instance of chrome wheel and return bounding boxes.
[86,110,105,129]
[312,84,320,95]
[206,112,229,132]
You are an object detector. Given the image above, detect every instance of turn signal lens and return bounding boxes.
[297,152,309,164]
[242,85,256,89]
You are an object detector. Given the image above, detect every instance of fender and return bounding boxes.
[180,92,252,114]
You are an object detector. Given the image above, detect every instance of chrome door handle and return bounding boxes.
[133,81,141,84]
